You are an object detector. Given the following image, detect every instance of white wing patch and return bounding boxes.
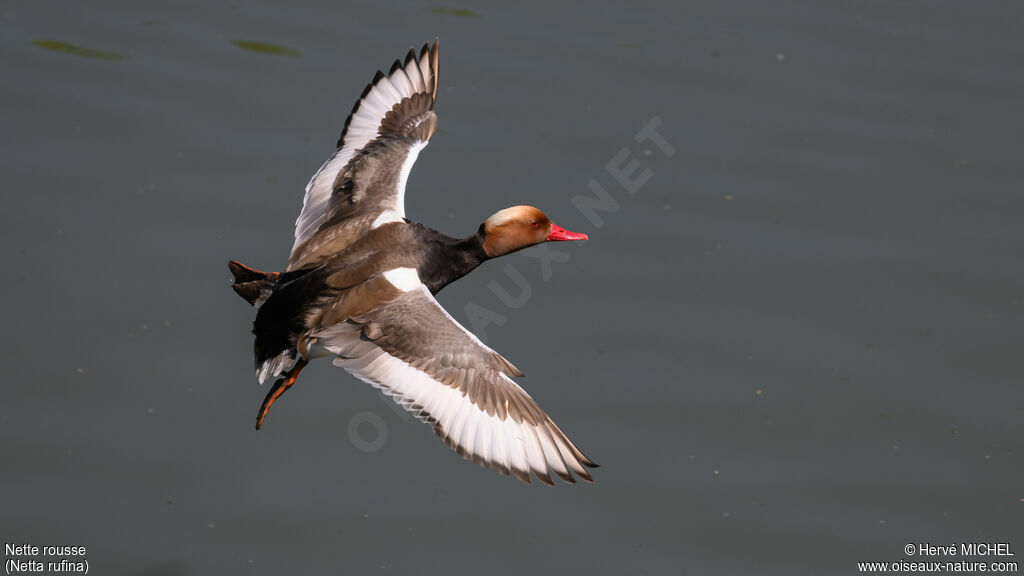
[371,210,404,229]
[382,267,421,292]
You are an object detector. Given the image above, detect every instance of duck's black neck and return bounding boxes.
[412,222,490,294]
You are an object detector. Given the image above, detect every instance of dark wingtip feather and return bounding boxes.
[554,469,576,484]
[511,467,532,484]
[493,458,511,476]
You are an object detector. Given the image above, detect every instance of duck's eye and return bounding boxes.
[530,220,538,227]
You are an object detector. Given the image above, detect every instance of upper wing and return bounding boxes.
[288,40,440,271]
[311,277,598,485]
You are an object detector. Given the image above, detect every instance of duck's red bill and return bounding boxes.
[547,223,588,241]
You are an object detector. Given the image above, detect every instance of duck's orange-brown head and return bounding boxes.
[481,205,588,258]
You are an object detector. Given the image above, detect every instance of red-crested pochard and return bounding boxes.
[229,40,597,484]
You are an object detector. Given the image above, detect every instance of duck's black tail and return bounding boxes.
[229,260,326,428]
[228,260,325,382]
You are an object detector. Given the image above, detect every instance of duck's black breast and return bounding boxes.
[405,220,488,294]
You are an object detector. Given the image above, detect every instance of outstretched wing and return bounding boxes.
[312,272,598,485]
[288,40,440,271]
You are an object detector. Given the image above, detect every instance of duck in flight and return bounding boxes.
[229,39,597,485]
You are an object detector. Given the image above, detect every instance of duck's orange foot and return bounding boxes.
[255,358,308,430]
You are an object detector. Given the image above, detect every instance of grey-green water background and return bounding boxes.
[2,2,1022,574]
